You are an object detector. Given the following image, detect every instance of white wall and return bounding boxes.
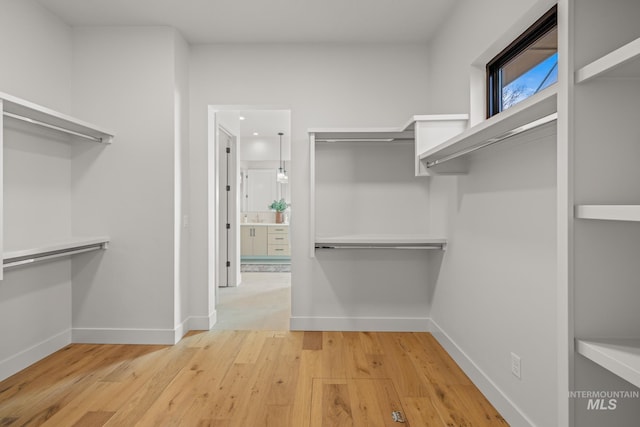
[173,31,191,334]
[189,43,432,328]
[426,1,557,426]
[312,140,433,329]
[426,0,541,114]
[241,136,290,162]
[0,0,71,110]
[70,26,184,343]
[0,0,74,380]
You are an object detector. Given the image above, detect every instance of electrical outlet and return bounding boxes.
[511,352,521,379]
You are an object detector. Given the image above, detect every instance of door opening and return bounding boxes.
[209,106,292,330]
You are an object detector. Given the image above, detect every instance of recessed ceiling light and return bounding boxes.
[253,132,259,136]
[239,116,245,120]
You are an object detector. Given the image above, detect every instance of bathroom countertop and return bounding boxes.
[241,222,289,226]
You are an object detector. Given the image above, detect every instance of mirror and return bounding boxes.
[243,168,277,212]
[239,110,291,224]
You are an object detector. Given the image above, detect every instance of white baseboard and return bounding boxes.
[73,311,218,345]
[290,316,430,332]
[72,327,178,345]
[1,312,219,381]
[0,329,71,382]
[71,311,217,345]
[186,310,217,331]
[428,319,535,427]
[174,319,187,344]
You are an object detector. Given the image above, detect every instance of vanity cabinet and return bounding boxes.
[241,224,290,258]
[268,225,290,256]
[240,225,268,257]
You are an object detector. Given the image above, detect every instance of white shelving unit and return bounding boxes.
[0,92,114,280]
[575,37,640,84]
[575,205,640,222]
[570,2,640,423]
[576,339,640,390]
[309,116,461,257]
[4,237,110,269]
[418,86,557,175]
[315,234,446,250]
[1,91,114,144]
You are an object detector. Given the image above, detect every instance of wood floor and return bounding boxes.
[0,331,508,426]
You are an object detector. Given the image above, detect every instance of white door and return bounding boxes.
[218,127,240,287]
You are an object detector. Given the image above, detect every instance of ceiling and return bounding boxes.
[238,110,290,139]
[36,0,457,44]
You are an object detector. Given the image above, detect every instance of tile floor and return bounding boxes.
[213,272,291,330]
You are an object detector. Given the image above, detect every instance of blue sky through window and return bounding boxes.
[502,52,558,110]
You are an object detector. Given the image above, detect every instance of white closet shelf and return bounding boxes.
[309,115,468,143]
[309,128,414,142]
[417,86,557,172]
[3,236,110,269]
[315,234,447,250]
[0,92,114,143]
[576,339,640,389]
[576,37,640,83]
[575,205,640,221]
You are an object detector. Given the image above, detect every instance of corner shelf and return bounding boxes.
[575,37,640,84]
[309,115,467,144]
[309,116,463,257]
[3,237,110,269]
[417,86,557,174]
[575,205,640,221]
[309,115,469,177]
[0,92,114,144]
[576,339,640,389]
[315,234,447,250]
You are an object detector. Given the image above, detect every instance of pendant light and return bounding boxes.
[277,132,288,183]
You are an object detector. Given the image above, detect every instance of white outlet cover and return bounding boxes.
[511,352,521,379]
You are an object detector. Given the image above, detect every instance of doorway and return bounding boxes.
[209,106,291,330]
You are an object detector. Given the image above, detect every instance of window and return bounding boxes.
[487,6,558,117]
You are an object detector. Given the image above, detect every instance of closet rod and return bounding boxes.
[3,111,105,143]
[315,138,414,143]
[3,244,107,269]
[426,113,557,168]
[315,245,444,250]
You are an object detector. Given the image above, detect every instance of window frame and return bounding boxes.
[486,5,558,118]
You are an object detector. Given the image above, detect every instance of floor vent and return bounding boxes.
[391,411,406,423]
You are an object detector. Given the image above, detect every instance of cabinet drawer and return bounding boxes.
[268,234,289,245]
[268,245,291,256]
[268,226,288,234]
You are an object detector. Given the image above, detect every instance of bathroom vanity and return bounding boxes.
[240,223,290,261]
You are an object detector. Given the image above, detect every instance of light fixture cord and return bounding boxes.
[278,132,284,173]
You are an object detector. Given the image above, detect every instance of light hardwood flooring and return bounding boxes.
[0,331,508,426]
